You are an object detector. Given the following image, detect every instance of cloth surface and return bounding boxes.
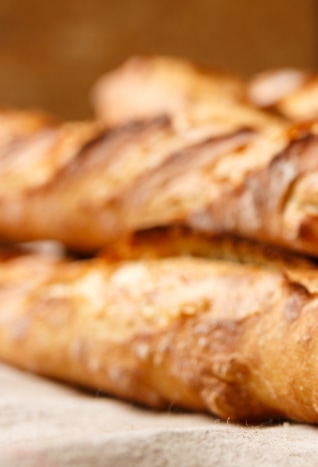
[1,363,318,466]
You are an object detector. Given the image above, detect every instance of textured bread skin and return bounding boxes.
[247,69,318,122]
[2,250,318,422]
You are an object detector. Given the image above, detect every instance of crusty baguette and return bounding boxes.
[1,249,318,423]
[247,69,318,122]
[1,109,318,257]
[91,55,285,131]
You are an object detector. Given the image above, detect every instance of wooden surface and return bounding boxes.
[0,0,315,119]
[1,363,318,466]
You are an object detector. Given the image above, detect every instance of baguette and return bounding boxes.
[1,109,318,257]
[1,249,318,423]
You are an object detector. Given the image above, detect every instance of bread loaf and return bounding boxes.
[1,249,318,423]
[1,58,318,257]
[1,107,318,257]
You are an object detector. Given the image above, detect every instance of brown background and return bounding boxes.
[0,0,315,119]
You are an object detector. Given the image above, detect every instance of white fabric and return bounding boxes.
[1,363,317,466]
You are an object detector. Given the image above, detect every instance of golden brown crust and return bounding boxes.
[1,250,318,422]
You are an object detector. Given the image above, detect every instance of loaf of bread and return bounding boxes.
[1,106,318,257]
[1,58,318,259]
[1,248,318,423]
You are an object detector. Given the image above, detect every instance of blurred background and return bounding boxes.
[0,0,315,119]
